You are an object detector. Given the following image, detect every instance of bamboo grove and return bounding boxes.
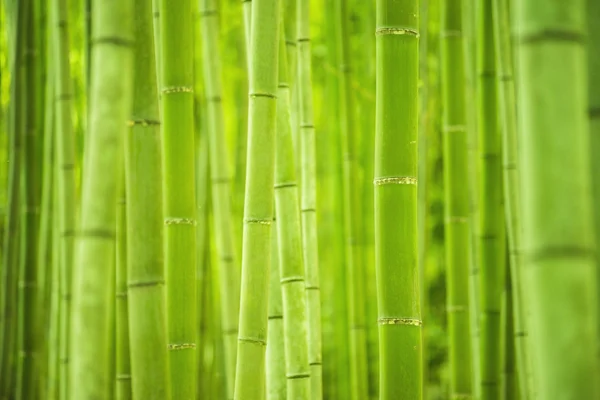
[0,0,599,399]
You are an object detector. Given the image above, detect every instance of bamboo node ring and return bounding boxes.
[376,27,420,38]
[161,86,194,94]
[280,276,304,284]
[238,336,267,346]
[373,176,417,186]
[244,218,272,225]
[164,218,197,226]
[127,119,160,127]
[286,372,310,380]
[116,375,132,381]
[249,92,277,99]
[378,317,422,326]
[168,343,196,350]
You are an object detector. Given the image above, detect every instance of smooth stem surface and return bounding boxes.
[126,0,170,397]
[199,1,240,395]
[276,24,310,400]
[441,0,472,396]
[69,0,134,397]
[477,1,505,397]
[233,0,280,398]
[296,0,322,398]
[375,1,422,399]
[516,0,600,398]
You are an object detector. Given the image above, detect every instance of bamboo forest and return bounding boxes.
[0,0,598,399]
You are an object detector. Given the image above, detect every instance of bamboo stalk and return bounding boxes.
[440,0,473,397]
[515,0,600,397]
[476,1,506,397]
[199,1,241,395]
[233,0,280,398]
[69,0,134,396]
[375,1,422,398]
[275,22,311,399]
[125,0,170,397]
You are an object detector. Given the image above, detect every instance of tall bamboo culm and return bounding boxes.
[199,1,240,395]
[492,0,532,397]
[159,0,198,397]
[267,218,285,399]
[233,0,280,398]
[0,3,25,397]
[440,0,472,397]
[51,0,76,396]
[296,0,322,398]
[275,22,310,400]
[338,1,368,398]
[126,0,170,397]
[476,0,505,398]
[375,1,422,399]
[69,0,134,397]
[515,0,600,398]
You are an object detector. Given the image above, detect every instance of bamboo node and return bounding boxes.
[305,286,320,291]
[128,279,165,289]
[79,229,116,239]
[207,96,222,103]
[443,125,466,133]
[168,343,196,351]
[199,9,218,17]
[297,37,310,43]
[164,218,197,226]
[301,208,316,213]
[280,276,304,284]
[91,36,134,47]
[268,315,283,320]
[278,83,290,89]
[238,336,267,346]
[300,124,314,129]
[286,372,310,380]
[211,176,231,184]
[244,218,272,225]
[373,176,417,186]
[127,119,160,127]
[161,86,194,94]
[285,40,297,47]
[116,291,128,298]
[249,92,277,99]
[378,317,422,327]
[309,362,322,366]
[519,29,585,45]
[376,27,420,38]
[116,374,132,381]
[274,181,297,189]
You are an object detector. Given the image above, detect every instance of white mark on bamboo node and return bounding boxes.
[378,318,422,326]
[373,176,417,186]
[164,218,197,226]
[244,218,272,226]
[161,86,193,94]
[168,343,196,350]
[376,27,420,38]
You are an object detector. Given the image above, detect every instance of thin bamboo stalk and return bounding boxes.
[441,0,473,397]
[159,0,198,396]
[375,1,422,398]
[126,0,170,397]
[476,0,505,397]
[69,0,134,397]
[275,22,311,399]
[199,1,240,395]
[233,0,280,398]
[515,0,600,397]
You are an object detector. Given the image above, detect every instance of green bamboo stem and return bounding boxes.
[515,0,600,398]
[18,1,42,397]
[440,0,473,397]
[159,0,198,397]
[69,0,134,397]
[492,0,532,397]
[476,0,506,397]
[51,0,76,395]
[152,0,161,88]
[375,1,422,399]
[296,0,322,398]
[233,0,280,398]
[338,1,369,398]
[588,0,600,360]
[0,3,25,397]
[501,265,517,400]
[275,24,311,399]
[115,181,131,400]
[125,1,170,398]
[266,219,285,400]
[199,1,241,395]
[47,184,60,400]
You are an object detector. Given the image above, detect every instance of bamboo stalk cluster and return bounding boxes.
[0,0,599,399]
